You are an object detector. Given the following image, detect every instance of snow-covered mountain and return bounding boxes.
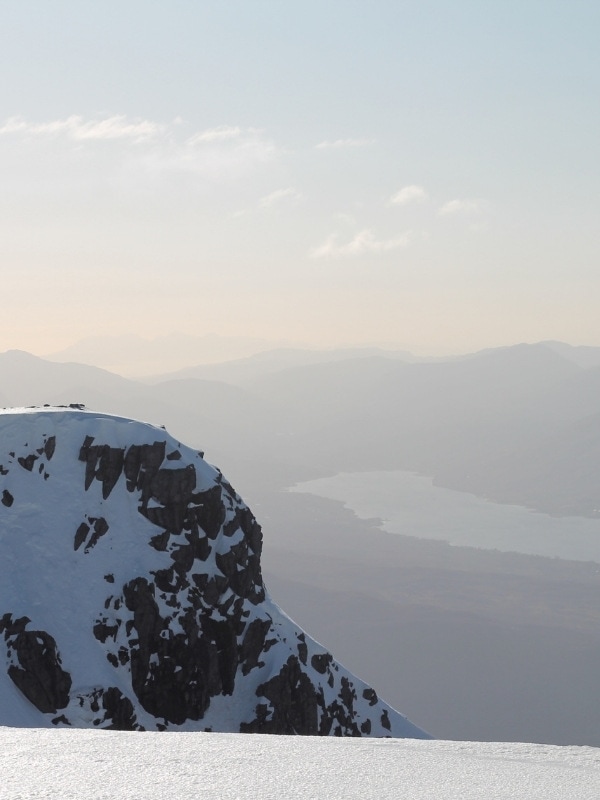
[0,406,426,737]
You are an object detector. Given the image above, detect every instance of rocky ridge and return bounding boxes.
[0,407,426,737]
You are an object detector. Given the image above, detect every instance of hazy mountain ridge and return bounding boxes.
[44,334,291,377]
[142,346,418,385]
[45,335,421,380]
[2,342,600,513]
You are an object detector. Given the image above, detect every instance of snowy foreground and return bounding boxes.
[2,728,600,800]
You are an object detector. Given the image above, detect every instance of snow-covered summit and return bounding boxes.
[0,407,426,737]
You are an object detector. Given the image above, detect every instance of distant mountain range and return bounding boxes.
[44,333,298,377]
[44,333,417,378]
[8,340,600,515]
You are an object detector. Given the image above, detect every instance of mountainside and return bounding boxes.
[0,407,426,737]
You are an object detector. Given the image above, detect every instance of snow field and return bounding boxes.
[1,728,600,800]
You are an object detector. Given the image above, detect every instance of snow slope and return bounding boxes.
[0,407,425,737]
[2,727,599,800]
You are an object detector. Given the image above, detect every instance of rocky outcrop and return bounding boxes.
[0,408,427,738]
[1,614,71,714]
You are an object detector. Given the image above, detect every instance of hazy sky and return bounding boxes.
[1,1,599,356]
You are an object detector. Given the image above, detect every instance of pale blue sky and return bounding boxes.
[1,1,598,354]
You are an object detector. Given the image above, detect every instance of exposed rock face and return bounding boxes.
[1,614,71,714]
[0,408,427,737]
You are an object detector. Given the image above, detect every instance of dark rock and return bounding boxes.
[311,653,333,675]
[74,517,109,553]
[86,517,109,552]
[362,687,378,706]
[191,485,226,539]
[101,687,138,730]
[296,633,308,666]
[18,454,38,472]
[93,619,120,643]
[241,656,319,735]
[44,436,56,460]
[239,618,272,676]
[74,522,90,551]
[3,617,71,714]
[149,531,171,551]
[79,439,125,499]
[123,442,165,496]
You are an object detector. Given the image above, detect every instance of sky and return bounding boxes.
[1,1,599,357]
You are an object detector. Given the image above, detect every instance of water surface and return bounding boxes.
[291,471,600,563]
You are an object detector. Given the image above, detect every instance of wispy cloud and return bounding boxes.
[390,185,428,206]
[438,198,483,216]
[139,128,277,181]
[315,138,374,150]
[258,187,302,207]
[186,125,242,145]
[310,229,412,259]
[0,114,164,143]
[0,114,280,182]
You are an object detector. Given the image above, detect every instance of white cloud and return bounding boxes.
[310,229,411,259]
[390,185,428,206]
[438,198,483,216]
[258,187,302,207]
[186,126,242,145]
[0,114,164,143]
[138,129,277,181]
[0,115,276,165]
[315,138,374,150]
[0,114,281,184]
